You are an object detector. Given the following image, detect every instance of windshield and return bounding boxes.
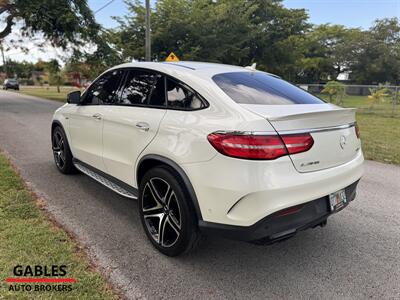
[212,71,325,105]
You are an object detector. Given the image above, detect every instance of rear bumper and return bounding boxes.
[199,180,359,243]
[182,150,363,226]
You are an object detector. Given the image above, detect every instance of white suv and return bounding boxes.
[51,62,363,256]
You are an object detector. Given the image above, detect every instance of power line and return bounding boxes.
[94,0,117,14]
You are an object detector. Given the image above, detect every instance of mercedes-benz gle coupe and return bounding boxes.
[51,62,363,256]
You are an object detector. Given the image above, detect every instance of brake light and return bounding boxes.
[207,132,314,160]
[280,134,314,155]
[355,123,360,139]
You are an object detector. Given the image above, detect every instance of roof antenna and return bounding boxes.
[245,63,257,71]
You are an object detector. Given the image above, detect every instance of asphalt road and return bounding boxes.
[0,90,399,300]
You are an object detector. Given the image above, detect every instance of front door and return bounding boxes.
[67,69,124,172]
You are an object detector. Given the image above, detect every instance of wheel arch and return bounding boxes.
[51,120,65,134]
[137,154,203,221]
[51,120,73,155]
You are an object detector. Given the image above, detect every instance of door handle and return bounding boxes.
[135,122,150,132]
[92,113,102,120]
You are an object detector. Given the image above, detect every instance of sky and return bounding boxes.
[3,0,400,63]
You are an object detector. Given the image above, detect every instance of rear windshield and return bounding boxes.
[212,72,325,105]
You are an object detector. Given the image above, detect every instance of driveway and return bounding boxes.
[0,91,399,299]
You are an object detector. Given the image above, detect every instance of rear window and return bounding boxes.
[212,72,325,105]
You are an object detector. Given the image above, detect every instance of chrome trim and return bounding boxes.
[277,122,356,135]
[212,122,356,136]
[212,130,277,136]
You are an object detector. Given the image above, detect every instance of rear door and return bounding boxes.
[213,71,361,173]
[102,69,167,185]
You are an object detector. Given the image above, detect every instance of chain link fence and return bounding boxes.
[297,83,399,118]
[297,83,400,164]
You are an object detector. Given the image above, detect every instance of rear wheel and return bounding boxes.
[52,126,77,174]
[139,166,200,256]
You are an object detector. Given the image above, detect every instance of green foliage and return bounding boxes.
[0,0,100,48]
[368,85,390,108]
[2,1,399,86]
[64,31,124,80]
[300,25,363,82]
[110,1,400,85]
[322,81,345,104]
[350,18,400,85]
[112,0,309,78]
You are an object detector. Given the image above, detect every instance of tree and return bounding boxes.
[0,0,100,48]
[46,59,63,92]
[299,25,363,83]
[322,80,345,104]
[0,59,35,78]
[65,31,123,81]
[112,0,310,79]
[350,18,400,85]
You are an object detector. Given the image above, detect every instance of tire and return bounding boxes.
[51,126,77,174]
[139,166,201,256]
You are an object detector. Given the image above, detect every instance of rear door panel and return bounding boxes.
[102,106,166,185]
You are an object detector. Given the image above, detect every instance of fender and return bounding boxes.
[137,154,203,221]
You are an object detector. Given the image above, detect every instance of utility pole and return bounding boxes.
[0,43,7,76]
[145,0,151,61]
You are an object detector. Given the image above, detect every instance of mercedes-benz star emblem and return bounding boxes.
[340,135,347,149]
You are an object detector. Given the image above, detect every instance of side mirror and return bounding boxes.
[67,90,81,104]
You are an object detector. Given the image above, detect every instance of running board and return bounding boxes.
[73,161,138,199]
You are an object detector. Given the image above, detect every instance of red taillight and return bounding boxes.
[280,134,314,155]
[355,123,360,139]
[207,132,314,160]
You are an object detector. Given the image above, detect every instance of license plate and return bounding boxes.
[329,189,347,212]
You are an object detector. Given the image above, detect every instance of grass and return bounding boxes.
[10,87,400,165]
[14,86,81,102]
[356,114,400,164]
[318,94,400,165]
[0,153,117,299]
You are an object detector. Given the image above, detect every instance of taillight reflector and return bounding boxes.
[207,132,314,160]
[276,205,303,217]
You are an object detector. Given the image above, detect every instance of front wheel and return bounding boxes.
[52,126,77,174]
[139,166,201,256]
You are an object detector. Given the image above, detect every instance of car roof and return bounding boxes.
[110,61,259,80]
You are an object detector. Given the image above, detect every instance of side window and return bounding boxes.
[118,70,165,107]
[166,78,206,110]
[85,70,123,105]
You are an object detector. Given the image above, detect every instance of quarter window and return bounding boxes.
[84,70,123,105]
[166,78,206,110]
